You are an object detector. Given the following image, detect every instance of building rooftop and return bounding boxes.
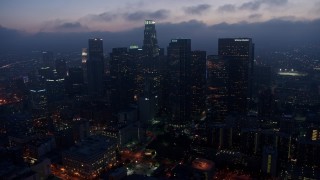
[63,135,115,162]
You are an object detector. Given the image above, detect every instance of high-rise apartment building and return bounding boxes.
[87,38,104,96]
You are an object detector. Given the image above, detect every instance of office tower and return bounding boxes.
[38,67,54,80]
[142,20,159,58]
[87,38,104,96]
[109,47,135,110]
[55,58,67,78]
[167,39,192,127]
[42,51,54,68]
[68,68,84,84]
[45,77,65,103]
[29,87,48,129]
[206,55,228,123]
[82,48,88,65]
[128,45,145,98]
[82,48,88,83]
[29,88,47,111]
[190,51,207,119]
[254,65,273,117]
[218,38,254,116]
[66,67,84,96]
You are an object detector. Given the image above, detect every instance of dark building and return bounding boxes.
[206,55,228,123]
[42,51,54,68]
[167,39,192,127]
[45,76,65,103]
[128,45,145,98]
[142,20,159,58]
[82,48,88,83]
[55,58,67,78]
[109,47,135,111]
[87,38,104,96]
[66,67,85,96]
[68,68,84,84]
[218,38,254,116]
[261,146,278,176]
[38,67,54,80]
[190,51,206,119]
[142,20,160,74]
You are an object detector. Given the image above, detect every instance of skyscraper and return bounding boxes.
[167,39,192,127]
[218,38,254,116]
[109,47,135,110]
[142,20,159,58]
[206,55,228,123]
[82,48,88,83]
[55,58,67,78]
[218,38,254,149]
[87,38,104,96]
[190,51,207,119]
[42,51,54,68]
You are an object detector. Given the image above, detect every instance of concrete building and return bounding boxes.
[62,135,116,179]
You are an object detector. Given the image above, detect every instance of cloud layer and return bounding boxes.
[1,18,319,55]
[184,4,211,15]
[124,10,170,21]
[0,0,319,33]
[239,0,288,10]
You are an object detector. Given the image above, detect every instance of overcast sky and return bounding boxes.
[1,0,319,33]
[1,0,319,54]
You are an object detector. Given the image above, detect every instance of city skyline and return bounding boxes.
[1,0,319,33]
[0,15,319,178]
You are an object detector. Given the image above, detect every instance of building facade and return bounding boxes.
[87,38,104,96]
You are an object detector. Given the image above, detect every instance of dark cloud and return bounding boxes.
[1,18,319,55]
[83,10,169,22]
[57,22,83,29]
[248,13,262,19]
[37,20,87,32]
[51,22,89,32]
[83,12,118,22]
[124,9,170,21]
[240,1,261,10]
[97,12,118,21]
[218,4,236,12]
[240,0,288,11]
[265,0,288,6]
[184,4,211,15]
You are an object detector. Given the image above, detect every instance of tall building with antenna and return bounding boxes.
[142,20,159,58]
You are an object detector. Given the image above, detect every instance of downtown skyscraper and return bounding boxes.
[167,39,192,127]
[205,38,254,150]
[87,38,104,96]
[218,38,254,116]
[142,20,159,58]
[190,51,207,119]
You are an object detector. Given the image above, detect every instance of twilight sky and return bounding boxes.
[1,0,320,33]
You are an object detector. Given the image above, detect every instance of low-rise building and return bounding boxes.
[62,135,116,179]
